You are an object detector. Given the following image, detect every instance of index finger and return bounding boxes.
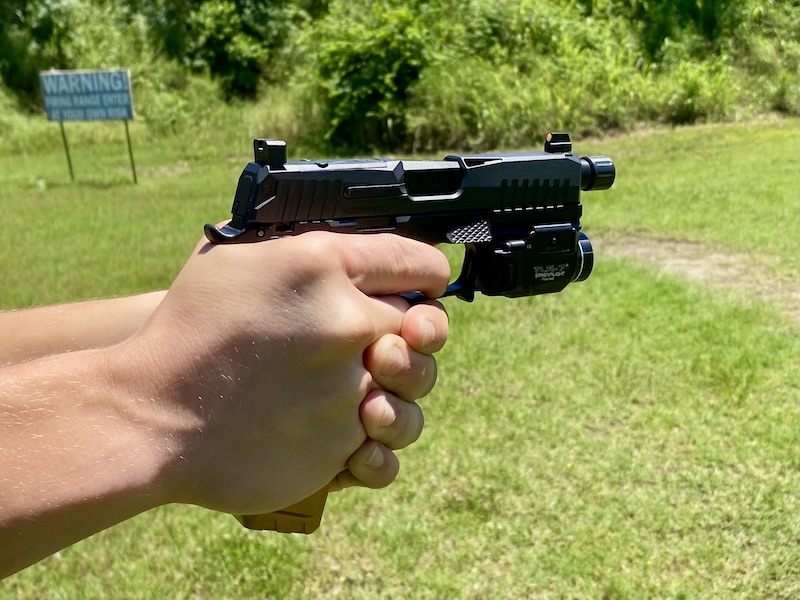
[339,234,451,299]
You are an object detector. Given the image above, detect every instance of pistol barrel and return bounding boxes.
[580,155,615,191]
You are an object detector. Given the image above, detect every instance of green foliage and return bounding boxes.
[132,59,226,132]
[286,0,798,151]
[183,0,307,97]
[184,0,269,97]
[403,2,649,150]
[0,0,239,144]
[0,0,798,152]
[613,0,741,57]
[0,0,82,106]
[642,48,739,124]
[724,0,800,113]
[0,0,311,105]
[309,2,429,151]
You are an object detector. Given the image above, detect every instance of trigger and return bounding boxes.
[400,244,479,304]
[400,281,474,304]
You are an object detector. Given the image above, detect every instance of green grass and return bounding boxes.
[0,130,248,308]
[580,118,800,274]
[0,120,798,598]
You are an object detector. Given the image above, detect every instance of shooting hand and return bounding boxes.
[112,231,450,516]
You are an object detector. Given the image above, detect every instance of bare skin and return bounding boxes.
[0,291,167,367]
[0,232,450,578]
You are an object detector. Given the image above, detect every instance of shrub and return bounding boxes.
[307,2,429,151]
[405,2,647,150]
[183,0,307,98]
[645,59,740,124]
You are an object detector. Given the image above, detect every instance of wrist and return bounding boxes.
[98,338,192,508]
[102,329,212,507]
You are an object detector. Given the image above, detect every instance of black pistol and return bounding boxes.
[205,132,615,533]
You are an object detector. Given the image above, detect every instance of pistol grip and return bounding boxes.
[234,487,329,533]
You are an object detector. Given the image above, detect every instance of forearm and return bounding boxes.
[0,291,166,366]
[0,348,173,578]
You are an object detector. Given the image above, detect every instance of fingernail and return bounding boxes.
[421,318,436,348]
[384,343,406,376]
[379,399,397,428]
[366,443,385,469]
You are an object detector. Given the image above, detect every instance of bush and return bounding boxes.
[305,2,429,151]
[183,0,307,98]
[645,59,740,125]
[725,0,800,116]
[404,2,648,150]
[381,0,796,151]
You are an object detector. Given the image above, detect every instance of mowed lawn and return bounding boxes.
[0,119,797,599]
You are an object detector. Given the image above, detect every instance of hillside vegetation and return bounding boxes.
[1,0,798,154]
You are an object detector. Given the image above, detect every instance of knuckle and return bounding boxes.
[331,301,377,345]
[370,342,439,401]
[347,443,399,489]
[294,232,343,277]
[362,391,425,450]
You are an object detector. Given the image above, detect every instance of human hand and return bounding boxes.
[330,300,448,492]
[109,232,450,515]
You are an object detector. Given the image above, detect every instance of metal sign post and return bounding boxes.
[39,68,137,183]
[58,121,75,182]
[123,119,137,184]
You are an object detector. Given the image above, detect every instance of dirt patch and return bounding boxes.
[593,234,800,322]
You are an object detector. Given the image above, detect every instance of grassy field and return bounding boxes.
[0,119,798,598]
